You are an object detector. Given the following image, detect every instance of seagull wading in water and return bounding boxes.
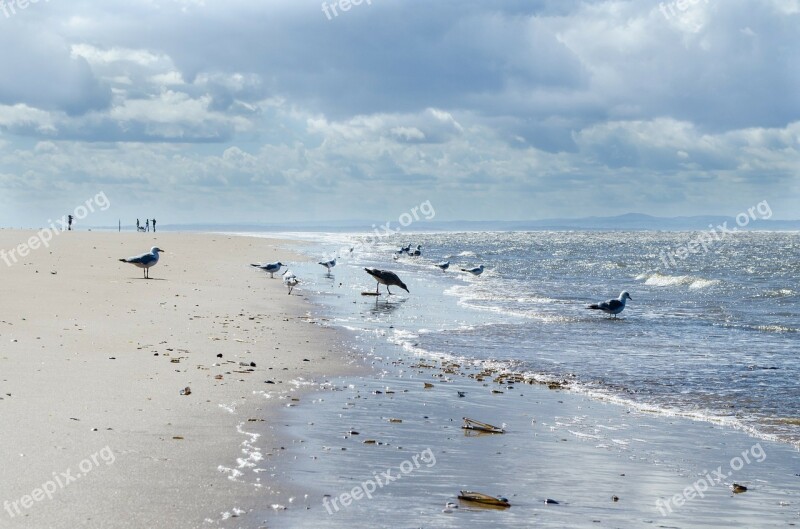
[250,261,284,278]
[364,268,409,295]
[319,258,337,275]
[587,291,633,319]
[461,264,484,276]
[119,246,164,279]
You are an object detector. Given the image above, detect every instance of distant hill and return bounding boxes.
[94,213,800,233]
[429,213,800,231]
[421,213,800,232]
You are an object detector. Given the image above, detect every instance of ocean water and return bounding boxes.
[260,230,800,448]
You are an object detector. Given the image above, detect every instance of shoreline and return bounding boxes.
[3,228,796,528]
[265,345,800,528]
[0,230,363,529]
[247,230,800,452]
[247,232,800,528]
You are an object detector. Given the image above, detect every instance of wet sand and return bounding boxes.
[265,339,800,528]
[3,229,797,528]
[0,230,359,529]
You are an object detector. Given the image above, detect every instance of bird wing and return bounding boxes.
[381,270,401,282]
[123,252,155,265]
[364,268,386,281]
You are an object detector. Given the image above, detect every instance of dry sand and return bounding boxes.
[0,230,356,529]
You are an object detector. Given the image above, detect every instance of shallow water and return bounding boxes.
[267,363,800,528]
[261,230,800,447]
[236,230,800,528]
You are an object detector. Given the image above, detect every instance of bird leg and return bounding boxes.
[387,286,393,295]
[375,283,380,295]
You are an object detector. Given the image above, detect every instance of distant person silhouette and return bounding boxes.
[145,219,150,232]
[152,218,157,232]
[136,219,140,230]
[67,214,74,231]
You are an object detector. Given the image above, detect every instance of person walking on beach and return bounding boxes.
[152,218,156,232]
[145,219,150,232]
[67,214,73,231]
[136,219,141,231]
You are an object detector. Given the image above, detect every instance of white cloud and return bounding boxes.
[0,0,797,225]
[70,44,167,67]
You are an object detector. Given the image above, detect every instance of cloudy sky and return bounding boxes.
[0,0,798,227]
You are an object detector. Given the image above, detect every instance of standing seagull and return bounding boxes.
[364,268,409,295]
[282,270,299,295]
[436,261,450,272]
[119,246,164,279]
[587,291,633,319]
[461,264,485,276]
[319,258,336,275]
[250,261,284,278]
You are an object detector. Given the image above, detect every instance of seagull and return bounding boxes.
[119,246,164,279]
[319,258,336,275]
[364,268,409,295]
[250,261,284,278]
[461,264,484,276]
[436,261,450,272]
[587,291,633,319]
[282,270,299,295]
[399,244,411,254]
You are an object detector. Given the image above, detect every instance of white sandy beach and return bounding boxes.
[2,229,798,529]
[0,230,357,529]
